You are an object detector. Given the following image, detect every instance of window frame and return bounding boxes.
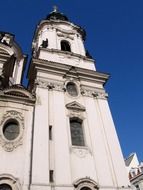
[73,178,99,190]
[0,183,12,190]
[66,82,78,97]
[61,40,71,52]
[70,117,85,147]
[64,80,80,99]
[3,119,20,141]
[0,175,20,190]
[0,110,24,151]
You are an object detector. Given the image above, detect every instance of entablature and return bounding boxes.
[29,58,109,86]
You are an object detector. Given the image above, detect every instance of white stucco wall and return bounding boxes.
[0,101,34,190]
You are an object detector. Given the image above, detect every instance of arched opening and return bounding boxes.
[61,40,71,52]
[81,187,92,190]
[41,39,48,48]
[0,184,12,190]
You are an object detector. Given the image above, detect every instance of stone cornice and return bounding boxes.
[0,85,35,105]
[30,58,109,86]
[37,47,94,62]
[34,19,85,42]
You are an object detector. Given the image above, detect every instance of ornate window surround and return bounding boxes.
[66,101,90,154]
[0,110,24,152]
[66,82,78,97]
[64,79,80,98]
[73,178,99,190]
[0,174,21,190]
[66,101,92,157]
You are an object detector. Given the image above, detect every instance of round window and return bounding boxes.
[66,82,78,97]
[3,120,20,141]
[0,184,12,190]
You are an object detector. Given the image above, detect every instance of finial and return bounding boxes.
[53,5,58,12]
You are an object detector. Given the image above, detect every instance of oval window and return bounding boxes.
[3,120,20,141]
[66,82,78,97]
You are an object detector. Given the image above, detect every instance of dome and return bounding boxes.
[45,7,86,41]
[46,7,69,21]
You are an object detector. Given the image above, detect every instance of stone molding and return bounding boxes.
[73,178,99,190]
[81,87,108,99]
[66,101,86,112]
[57,31,74,40]
[35,79,64,91]
[0,110,24,151]
[0,174,21,190]
[35,79,108,99]
[70,146,92,158]
[67,111,85,121]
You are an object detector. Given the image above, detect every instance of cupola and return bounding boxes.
[31,7,95,70]
[46,6,69,21]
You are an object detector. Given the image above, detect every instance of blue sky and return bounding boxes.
[1,0,143,161]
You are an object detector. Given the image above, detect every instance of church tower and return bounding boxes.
[0,7,131,190]
[28,8,131,190]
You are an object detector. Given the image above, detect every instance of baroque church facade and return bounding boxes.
[0,8,131,190]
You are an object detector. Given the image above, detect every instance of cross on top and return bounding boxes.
[53,5,58,12]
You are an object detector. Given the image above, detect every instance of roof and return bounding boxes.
[125,153,135,167]
[46,7,69,21]
[45,7,86,41]
[46,11,69,21]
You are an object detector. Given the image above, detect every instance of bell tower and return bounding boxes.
[28,8,131,190]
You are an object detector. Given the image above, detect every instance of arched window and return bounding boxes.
[70,117,85,146]
[0,175,21,190]
[73,178,99,190]
[61,40,71,52]
[81,187,92,190]
[0,184,12,190]
[41,39,48,48]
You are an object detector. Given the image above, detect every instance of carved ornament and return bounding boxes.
[35,79,64,91]
[73,178,99,190]
[0,110,24,152]
[81,87,108,99]
[70,146,91,158]
[66,101,85,112]
[0,174,21,190]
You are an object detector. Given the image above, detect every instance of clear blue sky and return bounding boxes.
[1,0,143,161]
